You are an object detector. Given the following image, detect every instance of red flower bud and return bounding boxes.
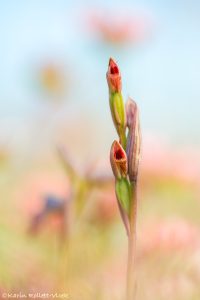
[106,58,122,93]
[110,140,128,179]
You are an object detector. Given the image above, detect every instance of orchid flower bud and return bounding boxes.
[107,58,126,147]
[110,140,131,215]
[110,140,128,179]
[126,98,141,183]
[106,58,122,93]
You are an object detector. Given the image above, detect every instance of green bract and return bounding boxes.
[115,178,131,215]
[109,92,126,148]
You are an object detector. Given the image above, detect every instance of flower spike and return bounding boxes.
[106,58,141,300]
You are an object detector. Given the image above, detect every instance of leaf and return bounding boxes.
[115,178,131,214]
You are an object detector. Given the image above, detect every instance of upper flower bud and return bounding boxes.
[110,140,128,179]
[106,58,122,93]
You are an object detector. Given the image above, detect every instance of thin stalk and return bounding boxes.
[126,181,137,300]
[120,130,127,150]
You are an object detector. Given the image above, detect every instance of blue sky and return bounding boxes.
[0,0,199,149]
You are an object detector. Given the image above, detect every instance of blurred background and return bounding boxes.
[0,0,200,299]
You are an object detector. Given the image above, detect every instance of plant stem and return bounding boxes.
[126,181,137,300]
[120,130,127,150]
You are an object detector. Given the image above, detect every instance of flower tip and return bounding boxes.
[112,140,126,160]
[107,58,122,92]
[108,58,119,75]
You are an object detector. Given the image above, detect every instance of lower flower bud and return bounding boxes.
[110,140,128,179]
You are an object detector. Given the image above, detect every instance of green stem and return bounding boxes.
[126,182,137,300]
[120,130,127,150]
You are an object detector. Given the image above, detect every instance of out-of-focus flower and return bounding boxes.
[14,172,71,238]
[139,218,200,254]
[85,9,154,46]
[14,172,70,218]
[141,135,200,187]
[37,62,68,99]
[28,195,69,237]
